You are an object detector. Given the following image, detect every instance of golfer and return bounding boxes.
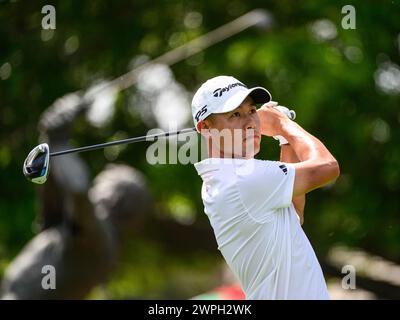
[192,76,340,299]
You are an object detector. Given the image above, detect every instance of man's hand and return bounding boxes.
[269,102,296,145]
[257,104,291,137]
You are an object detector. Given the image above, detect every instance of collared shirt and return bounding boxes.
[194,158,329,300]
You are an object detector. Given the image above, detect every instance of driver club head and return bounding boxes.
[23,143,50,184]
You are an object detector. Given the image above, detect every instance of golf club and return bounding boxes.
[23,127,197,184]
[23,107,296,185]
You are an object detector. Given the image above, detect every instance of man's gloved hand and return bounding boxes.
[264,101,296,146]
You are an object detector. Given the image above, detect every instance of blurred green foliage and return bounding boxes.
[1,0,399,298]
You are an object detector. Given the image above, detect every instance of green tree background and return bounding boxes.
[0,0,399,298]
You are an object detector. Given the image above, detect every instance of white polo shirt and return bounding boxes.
[194,158,329,300]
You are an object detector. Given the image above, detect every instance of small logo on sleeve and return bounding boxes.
[279,164,288,175]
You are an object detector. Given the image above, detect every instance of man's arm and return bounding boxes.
[281,120,340,196]
[258,106,340,197]
[280,145,305,225]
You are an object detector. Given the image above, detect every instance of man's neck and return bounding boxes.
[207,149,253,160]
[206,139,254,159]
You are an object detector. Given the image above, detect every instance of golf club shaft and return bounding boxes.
[49,127,197,157]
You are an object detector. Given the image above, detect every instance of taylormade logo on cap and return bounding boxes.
[191,75,272,132]
[213,82,247,97]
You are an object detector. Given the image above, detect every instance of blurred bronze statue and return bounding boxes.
[1,92,151,299]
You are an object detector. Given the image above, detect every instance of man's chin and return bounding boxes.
[240,149,259,159]
[242,141,260,157]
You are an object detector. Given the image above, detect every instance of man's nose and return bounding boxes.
[243,114,256,130]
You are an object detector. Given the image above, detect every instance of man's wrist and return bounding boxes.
[276,118,293,137]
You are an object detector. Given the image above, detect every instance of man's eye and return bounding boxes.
[250,107,257,114]
[231,112,241,118]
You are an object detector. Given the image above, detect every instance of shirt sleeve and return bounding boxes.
[234,159,295,223]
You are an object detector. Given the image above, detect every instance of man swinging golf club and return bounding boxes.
[193,76,340,299]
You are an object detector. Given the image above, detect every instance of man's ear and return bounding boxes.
[202,118,214,129]
[198,120,210,131]
[198,120,213,138]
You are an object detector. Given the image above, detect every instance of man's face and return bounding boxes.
[202,96,261,158]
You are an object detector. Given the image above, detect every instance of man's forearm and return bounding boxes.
[280,144,305,225]
[280,120,337,164]
[258,105,339,197]
[279,119,340,193]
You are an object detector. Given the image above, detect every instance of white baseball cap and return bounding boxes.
[191,75,272,132]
